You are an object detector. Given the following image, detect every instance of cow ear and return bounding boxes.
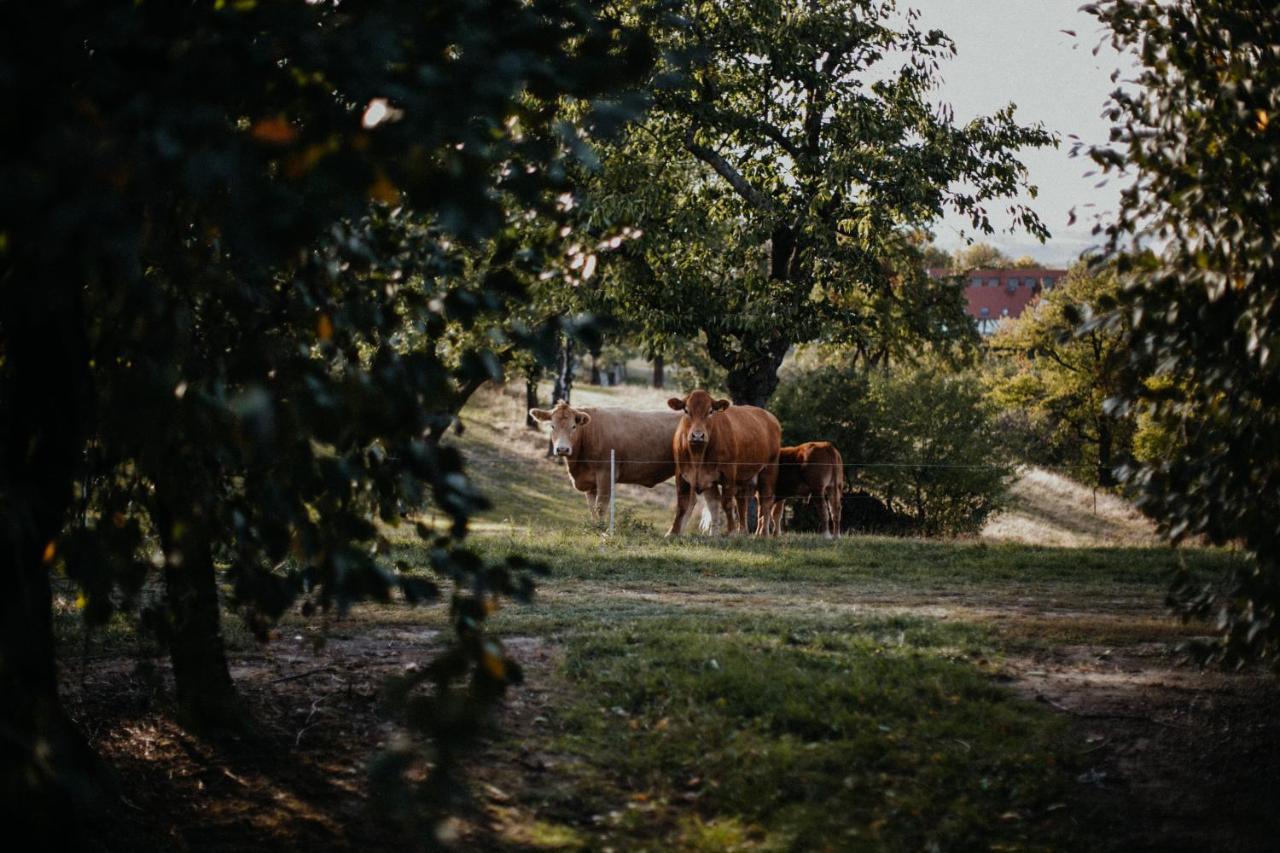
[667,397,686,411]
[712,398,731,412]
[574,411,591,426]
[529,408,552,422]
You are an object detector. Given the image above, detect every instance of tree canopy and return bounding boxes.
[1085,0,1280,665]
[988,265,1134,486]
[586,0,1055,404]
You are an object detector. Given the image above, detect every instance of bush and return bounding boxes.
[773,358,1013,536]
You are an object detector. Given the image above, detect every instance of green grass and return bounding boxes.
[54,386,1244,850]
[514,612,1072,851]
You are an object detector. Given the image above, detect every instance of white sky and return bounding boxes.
[905,0,1131,266]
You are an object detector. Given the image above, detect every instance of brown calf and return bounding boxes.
[667,390,780,536]
[767,442,844,537]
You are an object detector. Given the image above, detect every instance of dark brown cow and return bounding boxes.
[529,400,681,520]
[667,389,780,536]
[767,442,844,538]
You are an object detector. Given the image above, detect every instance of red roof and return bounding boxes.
[927,267,1067,329]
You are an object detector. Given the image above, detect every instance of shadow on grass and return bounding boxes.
[532,611,1075,851]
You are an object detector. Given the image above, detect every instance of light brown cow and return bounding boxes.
[529,400,681,520]
[667,389,780,536]
[766,442,844,538]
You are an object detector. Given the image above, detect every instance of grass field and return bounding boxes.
[59,382,1280,852]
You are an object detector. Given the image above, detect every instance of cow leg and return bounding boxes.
[596,483,612,525]
[686,489,708,533]
[718,482,739,534]
[827,486,842,539]
[705,485,728,535]
[756,459,779,537]
[736,489,751,537]
[585,489,599,521]
[667,477,694,536]
[770,499,785,535]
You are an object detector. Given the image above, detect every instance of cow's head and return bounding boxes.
[668,390,730,446]
[529,400,590,456]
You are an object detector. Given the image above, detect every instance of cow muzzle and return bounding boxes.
[689,431,708,444]
[553,444,572,456]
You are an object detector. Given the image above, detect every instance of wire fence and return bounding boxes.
[450,446,1108,535]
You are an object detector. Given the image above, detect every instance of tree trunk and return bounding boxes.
[525,371,541,430]
[724,347,788,408]
[589,352,602,385]
[769,224,799,281]
[1096,418,1116,488]
[0,288,108,840]
[652,354,664,389]
[153,479,244,734]
[548,337,575,456]
[551,337,574,405]
[714,223,798,407]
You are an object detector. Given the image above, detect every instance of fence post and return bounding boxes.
[609,448,617,535]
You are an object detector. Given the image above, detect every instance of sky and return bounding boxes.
[904,0,1132,266]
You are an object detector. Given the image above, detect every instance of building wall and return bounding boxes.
[927,267,1068,335]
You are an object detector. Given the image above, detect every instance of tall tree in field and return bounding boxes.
[988,266,1135,487]
[0,0,652,837]
[1086,1,1280,664]
[590,0,1054,405]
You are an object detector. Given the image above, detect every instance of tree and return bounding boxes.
[1085,1,1280,665]
[0,0,652,836]
[1011,254,1041,268]
[589,0,1054,405]
[987,265,1135,487]
[954,242,1012,271]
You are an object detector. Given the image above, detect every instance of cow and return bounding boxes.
[529,400,681,520]
[766,442,844,538]
[667,389,780,536]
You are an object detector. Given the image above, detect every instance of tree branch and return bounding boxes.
[683,126,774,213]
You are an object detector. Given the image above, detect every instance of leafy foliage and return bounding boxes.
[1084,1,1280,665]
[586,0,1055,404]
[774,355,1013,536]
[0,0,654,832]
[987,265,1136,486]
[953,242,1012,272]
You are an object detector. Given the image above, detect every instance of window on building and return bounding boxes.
[1041,276,1055,287]
[979,307,990,317]
[970,277,982,287]
[988,277,999,287]
[1001,307,1010,317]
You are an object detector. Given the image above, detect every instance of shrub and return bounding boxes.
[773,358,1013,536]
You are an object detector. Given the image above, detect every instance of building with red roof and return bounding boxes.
[927,267,1068,335]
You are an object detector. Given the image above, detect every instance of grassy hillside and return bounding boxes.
[59,380,1276,852]
[384,382,1264,852]
[449,381,1162,547]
